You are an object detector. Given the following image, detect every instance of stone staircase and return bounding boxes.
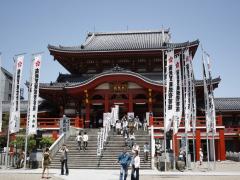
[99,129,151,169]
[50,129,151,169]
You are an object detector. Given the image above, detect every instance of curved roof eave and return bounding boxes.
[39,71,220,91]
[40,70,163,91]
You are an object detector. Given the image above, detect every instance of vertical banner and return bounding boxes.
[202,56,211,133]
[0,54,2,132]
[27,55,41,135]
[9,56,24,134]
[190,59,197,132]
[165,50,175,132]
[173,55,182,134]
[183,49,192,133]
[206,55,216,133]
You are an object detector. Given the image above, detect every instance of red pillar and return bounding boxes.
[148,89,152,112]
[52,131,58,140]
[196,129,201,161]
[128,93,133,112]
[75,115,81,128]
[104,94,109,112]
[173,134,179,157]
[85,103,90,128]
[219,129,226,160]
[217,114,223,126]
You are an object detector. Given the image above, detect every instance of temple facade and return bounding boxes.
[25,30,240,161]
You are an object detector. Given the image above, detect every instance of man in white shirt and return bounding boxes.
[59,144,69,175]
[116,120,122,135]
[75,132,83,150]
[131,150,140,180]
[82,132,89,151]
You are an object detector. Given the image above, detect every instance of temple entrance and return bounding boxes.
[90,104,104,128]
[133,103,148,124]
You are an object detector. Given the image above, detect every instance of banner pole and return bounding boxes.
[5,57,17,168]
[173,132,176,170]
[24,57,33,169]
[212,129,216,170]
[192,130,196,168]
[206,132,210,170]
[162,49,167,172]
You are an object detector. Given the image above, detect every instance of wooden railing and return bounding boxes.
[151,115,223,128]
[20,116,84,129]
[224,127,240,134]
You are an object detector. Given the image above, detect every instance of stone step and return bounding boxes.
[50,129,151,169]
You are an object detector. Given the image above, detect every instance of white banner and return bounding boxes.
[190,59,197,132]
[27,55,41,135]
[206,55,216,133]
[165,50,175,132]
[9,56,24,134]
[202,56,211,133]
[0,54,2,132]
[183,49,192,133]
[173,55,182,134]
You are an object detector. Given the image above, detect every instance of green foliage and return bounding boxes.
[10,136,36,151]
[28,136,36,150]
[10,136,25,149]
[40,136,54,148]
[2,113,9,133]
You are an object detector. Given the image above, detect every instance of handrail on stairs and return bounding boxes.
[49,129,70,157]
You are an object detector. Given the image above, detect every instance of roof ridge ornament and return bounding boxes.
[112,64,124,72]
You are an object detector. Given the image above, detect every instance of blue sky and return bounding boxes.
[0,0,240,98]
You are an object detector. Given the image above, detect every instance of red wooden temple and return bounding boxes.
[18,30,240,161]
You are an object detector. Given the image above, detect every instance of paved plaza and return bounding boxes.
[1,161,240,180]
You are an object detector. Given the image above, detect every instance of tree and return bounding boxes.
[10,136,36,152]
[40,136,54,148]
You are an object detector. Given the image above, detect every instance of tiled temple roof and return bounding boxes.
[48,30,199,52]
[215,98,240,111]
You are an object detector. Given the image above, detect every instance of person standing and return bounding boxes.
[59,144,69,175]
[143,142,150,162]
[132,143,140,154]
[83,132,89,151]
[129,131,135,148]
[116,147,132,180]
[122,118,128,138]
[116,120,122,135]
[42,148,51,179]
[75,131,83,151]
[199,148,203,165]
[131,150,140,180]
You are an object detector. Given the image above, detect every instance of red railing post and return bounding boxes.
[219,129,226,160]
[196,129,201,161]
[149,116,153,126]
[217,115,223,126]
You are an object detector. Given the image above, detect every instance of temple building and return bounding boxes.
[41,30,204,126]
[3,29,239,161]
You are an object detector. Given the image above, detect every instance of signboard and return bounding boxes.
[59,116,70,134]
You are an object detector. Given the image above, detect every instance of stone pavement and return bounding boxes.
[0,161,240,180]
